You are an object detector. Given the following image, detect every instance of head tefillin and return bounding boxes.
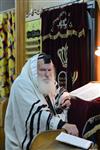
[38,53,51,64]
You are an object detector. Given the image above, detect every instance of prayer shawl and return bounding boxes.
[4,54,68,150]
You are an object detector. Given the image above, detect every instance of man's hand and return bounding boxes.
[60,92,71,108]
[62,123,79,136]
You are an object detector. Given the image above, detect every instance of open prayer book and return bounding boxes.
[56,132,93,149]
[70,82,100,101]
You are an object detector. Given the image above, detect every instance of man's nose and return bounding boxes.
[45,70,49,77]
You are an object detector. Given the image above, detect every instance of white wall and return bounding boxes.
[0,0,15,12]
[28,0,83,11]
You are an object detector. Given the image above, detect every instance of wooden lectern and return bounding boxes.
[30,129,92,150]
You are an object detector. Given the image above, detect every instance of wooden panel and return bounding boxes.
[0,128,5,150]
[0,99,8,127]
[95,8,100,81]
[15,0,30,76]
[15,0,26,76]
[0,99,8,150]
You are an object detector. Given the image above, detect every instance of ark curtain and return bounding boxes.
[41,3,89,91]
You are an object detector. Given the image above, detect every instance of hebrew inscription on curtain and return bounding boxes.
[41,3,89,91]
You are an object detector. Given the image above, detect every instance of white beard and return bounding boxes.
[37,76,56,97]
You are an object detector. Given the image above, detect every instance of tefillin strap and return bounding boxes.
[45,95,56,116]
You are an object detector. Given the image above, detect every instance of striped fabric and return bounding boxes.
[4,54,68,150]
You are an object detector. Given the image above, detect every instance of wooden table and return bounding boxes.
[30,129,93,150]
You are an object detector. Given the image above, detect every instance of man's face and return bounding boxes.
[37,60,54,82]
[37,59,56,96]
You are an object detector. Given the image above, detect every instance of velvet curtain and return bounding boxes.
[41,3,89,91]
[0,10,15,99]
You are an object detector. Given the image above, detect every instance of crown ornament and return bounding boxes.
[57,43,68,68]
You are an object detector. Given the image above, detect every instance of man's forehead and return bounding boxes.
[37,59,53,68]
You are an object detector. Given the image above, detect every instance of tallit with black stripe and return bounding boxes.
[5,54,68,150]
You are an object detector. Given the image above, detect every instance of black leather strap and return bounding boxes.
[45,95,56,116]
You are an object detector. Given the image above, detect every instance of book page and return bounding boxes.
[70,82,100,101]
[56,132,93,149]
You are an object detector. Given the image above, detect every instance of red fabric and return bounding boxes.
[68,98,100,137]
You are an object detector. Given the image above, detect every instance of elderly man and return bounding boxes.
[5,53,79,150]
